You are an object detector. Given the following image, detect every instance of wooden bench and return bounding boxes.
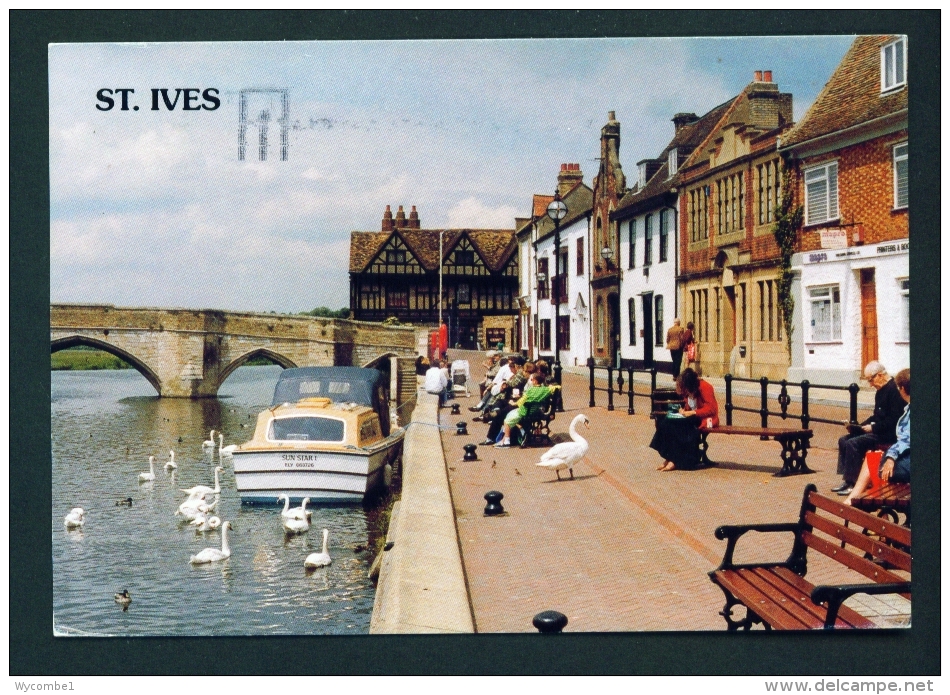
[516,389,560,448]
[851,482,911,526]
[698,425,813,477]
[708,484,911,630]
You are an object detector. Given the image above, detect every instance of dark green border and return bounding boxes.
[12,10,939,675]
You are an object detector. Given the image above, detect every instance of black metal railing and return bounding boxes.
[723,374,861,430]
[587,359,658,414]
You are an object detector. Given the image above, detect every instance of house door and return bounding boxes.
[642,293,654,367]
[860,268,878,366]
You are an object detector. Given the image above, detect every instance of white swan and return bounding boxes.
[139,456,156,482]
[64,507,85,528]
[180,466,224,496]
[218,433,238,456]
[202,430,216,449]
[176,492,215,520]
[536,413,590,480]
[284,512,310,533]
[192,515,221,532]
[190,521,232,563]
[164,450,177,472]
[304,528,332,569]
[278,494,313,521]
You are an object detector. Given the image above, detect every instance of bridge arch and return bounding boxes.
[216,347,299,390]
[51,335,163,395]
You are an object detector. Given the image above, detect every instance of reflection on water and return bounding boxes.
[52,365,377,636]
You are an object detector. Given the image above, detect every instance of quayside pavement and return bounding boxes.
[439,349,910,633]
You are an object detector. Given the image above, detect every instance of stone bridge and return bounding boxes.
[51,304,418,398]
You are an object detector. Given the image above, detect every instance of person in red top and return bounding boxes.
[651,368,719,472]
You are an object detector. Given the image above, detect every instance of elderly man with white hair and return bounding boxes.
[831,361,907,496]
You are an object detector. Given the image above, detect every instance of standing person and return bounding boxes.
[831,361,906,496]
[424,359,448,407]
[441,360,454,402]
[846,369,910,505]
[650,368,718,472]
[683,321,697,372]
[666,318,687,378]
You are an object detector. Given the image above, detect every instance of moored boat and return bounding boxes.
[232,367,403,504]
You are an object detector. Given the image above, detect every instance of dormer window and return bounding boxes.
[667,149,678,178]
[638,162,647,188]
[881,37,906,92]
[454,250,474,266]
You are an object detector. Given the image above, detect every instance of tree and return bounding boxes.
[299,306,350,319]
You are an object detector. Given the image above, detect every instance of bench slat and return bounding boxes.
[768,567,876,629]
[700,426,811,437]
[808,491,911,547]
[802,531,907,585]
[804,511,911,573]
[713,569,814,630]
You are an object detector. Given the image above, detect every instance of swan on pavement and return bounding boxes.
[536,413,590,480]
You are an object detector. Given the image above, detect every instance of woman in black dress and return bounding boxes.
[650,368,719,472]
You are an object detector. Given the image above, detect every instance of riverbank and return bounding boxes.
[51,349,131,370]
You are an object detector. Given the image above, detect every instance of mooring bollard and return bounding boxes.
[463,443,478,461]
[456,421,468,436]
[483,490,504,515]
[532,610,568,633]
[451,403,461,415]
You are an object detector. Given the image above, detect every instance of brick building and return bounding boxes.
[590,112,627,366]
[349,205,518,350]
[676,72,794,379]
[781,35,909,384]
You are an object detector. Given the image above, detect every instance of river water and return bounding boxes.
[52,365,379,636]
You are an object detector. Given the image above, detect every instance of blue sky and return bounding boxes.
[49,36,855,313]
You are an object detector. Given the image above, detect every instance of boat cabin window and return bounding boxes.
[268,417,345,442]
[297,380,352,396]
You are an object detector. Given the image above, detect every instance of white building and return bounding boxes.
[612,109,727,374]
[517,164,593,369]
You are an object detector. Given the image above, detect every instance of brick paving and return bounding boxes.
[441,349,910,633]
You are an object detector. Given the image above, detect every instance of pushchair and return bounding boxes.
[450,360,471,398]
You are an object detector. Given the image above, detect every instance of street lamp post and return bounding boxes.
[546,192,568,401]
[600,245,615,367]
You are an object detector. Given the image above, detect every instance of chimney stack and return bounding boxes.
[557,163,584,197]
[408,205,420,229]
[754,70,763,82]
[382,204,394,231]
[395,205,406,228]
[672,112,699,133]
[764,70,772,82]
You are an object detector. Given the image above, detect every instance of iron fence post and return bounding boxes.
[627,367,635,415]
[650,368,657,394]
[724,374,733,426]
[848,382,859,425]
[607,365,614,411]
[760,376,769,429]
[587,357,595,408]
[801,380,811,430]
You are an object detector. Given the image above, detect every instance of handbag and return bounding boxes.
[685,342,697,362]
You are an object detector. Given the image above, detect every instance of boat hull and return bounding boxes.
[232,433,402,504]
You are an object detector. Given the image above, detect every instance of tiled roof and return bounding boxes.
[613,98,737,217]
[350,228,517,273]
[782,35,908,148]
[349,232,390,272]
[535,184,593,241]
[533,194,555,218]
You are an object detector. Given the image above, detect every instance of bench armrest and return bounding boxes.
[811,582,912,629]
[713,522,801,570]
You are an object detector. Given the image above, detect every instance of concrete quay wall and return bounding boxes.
[370,390,474,633]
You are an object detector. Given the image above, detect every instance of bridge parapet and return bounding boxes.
[51,304,417,398]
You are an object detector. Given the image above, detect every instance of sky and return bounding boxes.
[49,36,856,314]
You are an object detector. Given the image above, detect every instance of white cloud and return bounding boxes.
[446,197,519,229]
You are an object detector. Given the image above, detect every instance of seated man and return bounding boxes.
[495,372,551,448]
[424,359,449,407]
[832,361,906,496]
[470,353,502,411]
[847,368,909,505]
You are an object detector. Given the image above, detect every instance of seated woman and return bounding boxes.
[650,368,719,472]
[494,372,551,448]
[846,368,909,505]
